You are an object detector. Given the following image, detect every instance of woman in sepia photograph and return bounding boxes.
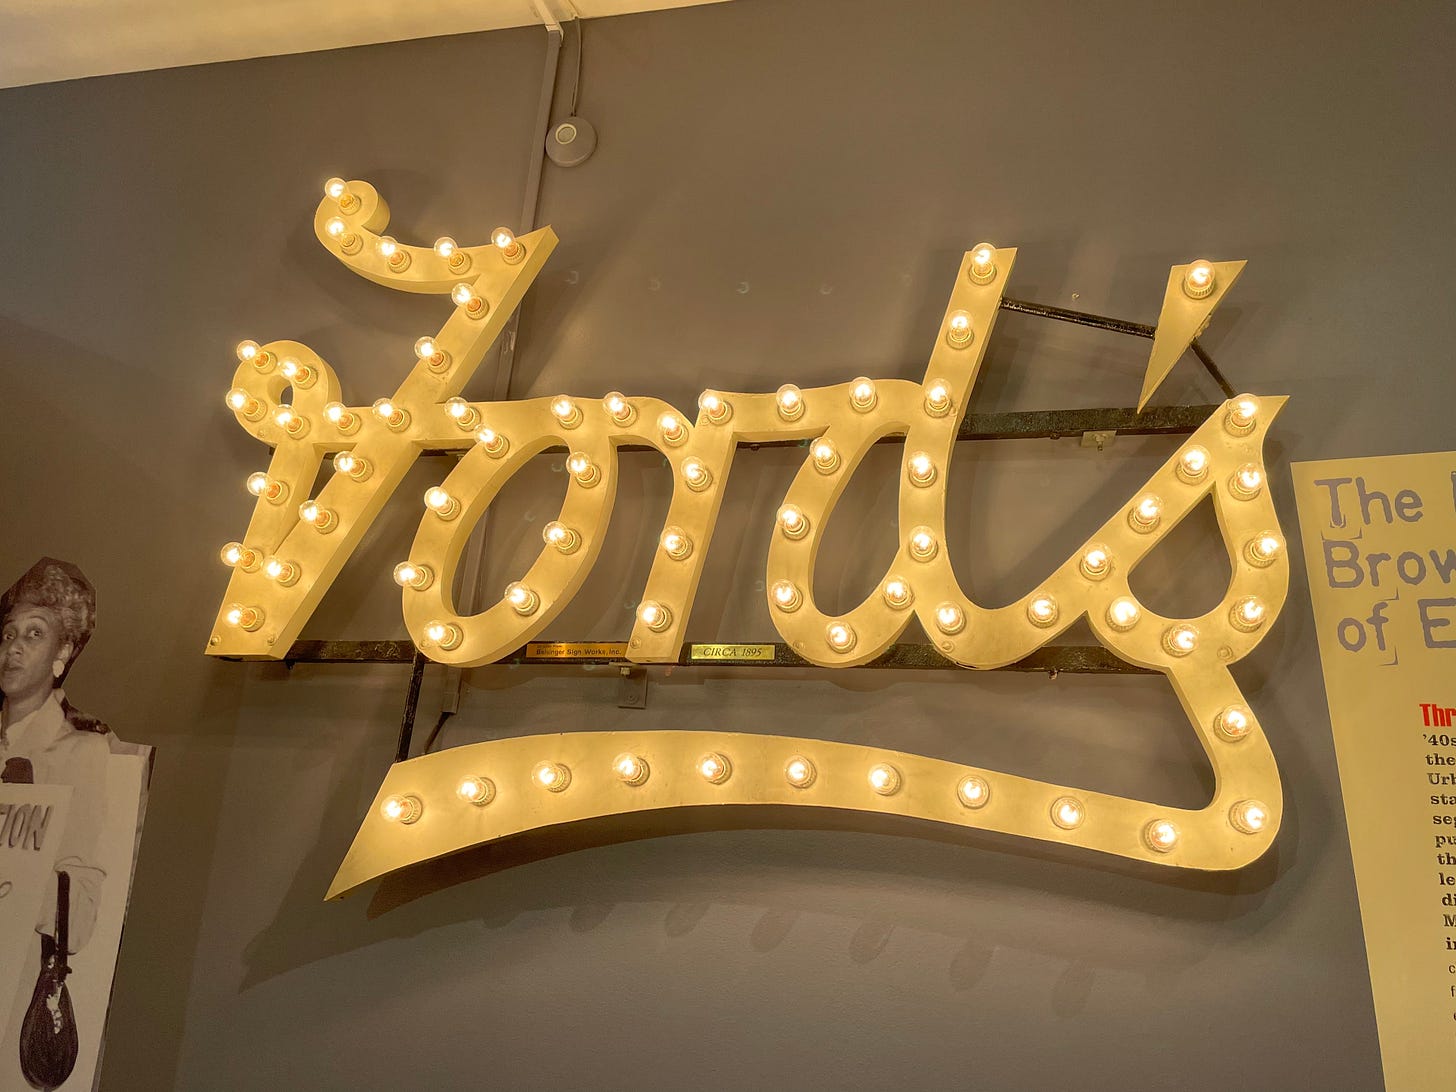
[1,558,110,1089]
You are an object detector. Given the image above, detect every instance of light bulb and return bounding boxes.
[506,585,541,620]
[924,380,953,417]
[1177,445,1210,484]
[373,398,410,431]
[298,500,338,532]
[533,762,571,792]
[393,561,434,591]
[279,357,316,388]
[246,472,287,504]
[326,218,360,252]
[1051,796,1085,830]
[324,401,360,433]
[698,752,732,784]
[603,392,636,425]
[658,412,686,445]
[219,542,259,571]
[451,282,487,317]
[1080,545,1111,580]
[681,458,711,492]
[775,384,805,421]
[423,620,464,651]
[1246,532,1283,568]
[957,775,989,809]
[785,756,817,788]
[968,243,997,285]
[1230,463,1264,500]
[1144,819,1179,853]
[492,226,524,262]
[378,235,410,271]
[849,377,877,411]
[226,387,266,421]
[908,528,938,562]
[777,504,809,540]
[457,776,494,806]
[476,426,508,457]
[1129,494,1163,533]
[414,336,449,370]
[333,451,371,481]
[811,439,840,474]
[638,600,672,632]
[544,521,581,554]
[437,237,470,271]
[325,177,358,212]
[504,582,540,616]
[826,621,857,652]
[882,578,913,609]
[1225,394,1259,435]
[1183,260,1216,300]
[868,763,901,796]
[1230,595,1268,631]
[551,396,582,428]
[945,310,973,347]
[380,794,422,824]
[273,405,309,437]
[1106,597,1141,631]
[1162,623,1199,657]
[935,603,966,635]
[907,452,937,487]
[698,391,732,424]
[262,556,299,586]
[424,486,460,520]
[614,753,650,786]
[1229,799,1269,834]
[770,580,802,612]
[444,396,480,429]
[224,603,265,632]
[1215,705,1252,741]
[660,526,693,560]
[1027,594,1059,627]
[568,452,601,487]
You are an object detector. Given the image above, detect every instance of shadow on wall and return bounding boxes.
[238,786,1286,1012]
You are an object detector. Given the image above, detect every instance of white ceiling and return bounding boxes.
[0,0,731,90]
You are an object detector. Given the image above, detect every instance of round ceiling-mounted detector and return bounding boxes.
[546,116,597,167]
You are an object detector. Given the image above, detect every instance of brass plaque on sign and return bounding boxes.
[689,643,776,662]
[524,642,627,660]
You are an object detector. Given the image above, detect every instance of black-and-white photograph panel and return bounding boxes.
[0,559,151,1091]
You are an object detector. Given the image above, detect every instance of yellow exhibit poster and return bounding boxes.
[1294,451,1456,1092]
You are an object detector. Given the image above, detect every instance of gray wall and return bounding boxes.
[4,0,1450,1086]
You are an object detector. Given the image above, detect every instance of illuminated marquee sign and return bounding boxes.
[208,180,1287,898]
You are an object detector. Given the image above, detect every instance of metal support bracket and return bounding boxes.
[617,666,648,709]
